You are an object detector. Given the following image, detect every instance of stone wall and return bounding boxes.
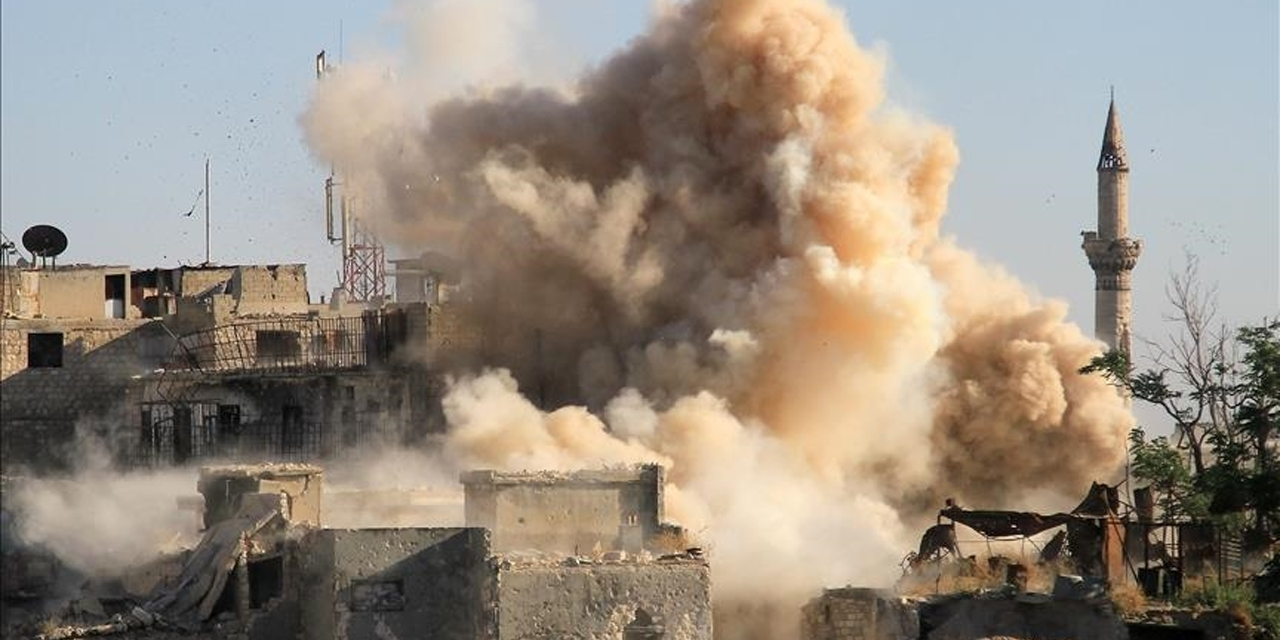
[495,557,712,640]
[0,318,171,470]
[297,527,493,640]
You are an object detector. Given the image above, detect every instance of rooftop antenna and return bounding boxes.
[1110,85,1115,102]
[315,47,386,304]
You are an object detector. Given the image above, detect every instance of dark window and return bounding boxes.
[134,270,158,288]
[248,556,284,608]
[105,274,126,319]
[173,406,193,464]
[350,579,405,612]
[140,408,155,456]
[27,333,64,368]
[256,330,301,361]
[281,405,304,454]
[217,404,242,439]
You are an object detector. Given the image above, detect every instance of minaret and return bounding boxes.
[1082,93,1142,355]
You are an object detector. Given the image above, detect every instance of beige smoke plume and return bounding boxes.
[304,0,1131,625]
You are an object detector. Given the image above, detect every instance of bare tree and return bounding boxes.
[1136,253,1240,475]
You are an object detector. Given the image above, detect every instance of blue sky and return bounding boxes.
[2,1,1277,388]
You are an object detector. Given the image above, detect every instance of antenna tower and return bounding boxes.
[316,50,387,303]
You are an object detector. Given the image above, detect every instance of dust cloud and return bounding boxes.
[304,0,1131,620]
[4,437,201,580]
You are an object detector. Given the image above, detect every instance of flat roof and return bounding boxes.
[199,463,323,481]
[460,465,662,487]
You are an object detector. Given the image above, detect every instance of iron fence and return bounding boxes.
[165,310,409,375]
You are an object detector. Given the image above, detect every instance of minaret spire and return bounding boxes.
[1082,94,1142,356]
[1098,92,1128,172]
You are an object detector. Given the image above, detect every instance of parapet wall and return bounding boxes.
[462,466,666,554]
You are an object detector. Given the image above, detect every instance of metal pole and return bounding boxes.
[205,157,211,265]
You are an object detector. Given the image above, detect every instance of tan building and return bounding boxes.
[0,262,314,470]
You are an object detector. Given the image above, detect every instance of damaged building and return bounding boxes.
[1,258,481,471]
[19,462,711,640]
[2,263,175,469]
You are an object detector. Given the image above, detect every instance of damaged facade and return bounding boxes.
[0,260,481,472]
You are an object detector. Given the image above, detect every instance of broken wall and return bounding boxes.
[494,557,712,640]
[297,527,493,640]
[198,465,323,529]
[227,265,310,317]
[171,265,308,333]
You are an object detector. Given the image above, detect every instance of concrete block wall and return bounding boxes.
[495,558,712,639]
[297,528,493,640]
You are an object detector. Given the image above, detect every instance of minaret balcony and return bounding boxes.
[1082,235,1142,273]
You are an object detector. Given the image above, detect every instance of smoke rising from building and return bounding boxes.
[304,0,1131,613]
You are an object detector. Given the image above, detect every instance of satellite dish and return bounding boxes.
[22,225,68,258]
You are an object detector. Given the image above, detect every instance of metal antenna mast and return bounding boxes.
[315,50,386,304]
[205,157,211,265]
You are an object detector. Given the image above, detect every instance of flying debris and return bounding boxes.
[182,189,205,217]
